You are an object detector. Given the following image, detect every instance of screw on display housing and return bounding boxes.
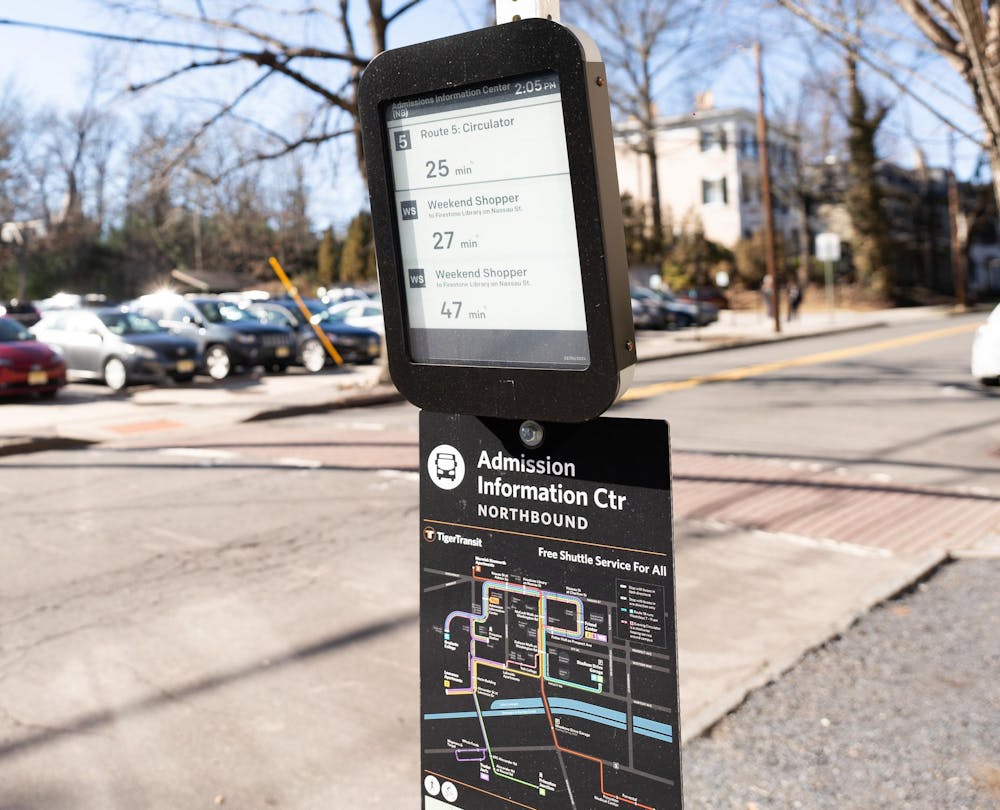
[518,420,545,449]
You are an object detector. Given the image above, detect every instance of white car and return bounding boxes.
[971,304,1000,385]
[323,299,384,333]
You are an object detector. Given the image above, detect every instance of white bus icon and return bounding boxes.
[428,445,465,489]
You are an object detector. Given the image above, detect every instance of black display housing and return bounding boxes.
[359,18,635,422]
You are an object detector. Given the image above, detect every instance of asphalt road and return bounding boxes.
[620,313,999,492]
[0,310,995,808]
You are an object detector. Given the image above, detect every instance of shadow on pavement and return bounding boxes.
[0,610,418,762]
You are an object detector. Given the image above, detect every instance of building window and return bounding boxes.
[702,178,728,205]
[740,173,760,204]
[738,130,758,159]
[700,128,728,151]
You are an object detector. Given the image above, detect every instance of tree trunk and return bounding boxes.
[844,54,892,296]
[644,132,665,261]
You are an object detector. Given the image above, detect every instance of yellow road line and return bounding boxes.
[622,322,981,402]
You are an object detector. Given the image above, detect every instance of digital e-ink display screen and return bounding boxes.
[383,71,590,370]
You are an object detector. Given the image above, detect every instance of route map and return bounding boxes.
[420,413,681,810]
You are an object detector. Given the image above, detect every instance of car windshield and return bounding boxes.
[99,311,163,335]
[195,300,258,325]
[0,318,31,342]
[250,307,296,328]
[277,298,325,316]
[313,309,349,326]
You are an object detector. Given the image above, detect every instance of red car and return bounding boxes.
[0,316,67,398]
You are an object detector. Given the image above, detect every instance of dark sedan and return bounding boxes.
[0,300,42,327]
[245,300,381,371]
[31,309,201,391]
[0,317,67,398]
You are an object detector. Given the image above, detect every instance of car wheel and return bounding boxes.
[205,344,232,380]
[103,357,128,391]
[675,313,693,328]
[301,339,327,373]
[979,376,1000,387]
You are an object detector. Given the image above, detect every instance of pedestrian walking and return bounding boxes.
[761,275,774,318]
[788,282,803,321]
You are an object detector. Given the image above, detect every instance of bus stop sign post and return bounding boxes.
[359,15,683,809]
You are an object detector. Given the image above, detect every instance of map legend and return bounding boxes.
[614,580,668,649]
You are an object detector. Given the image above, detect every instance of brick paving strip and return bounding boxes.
[115,424,1000,557]
[673,452,1000,555]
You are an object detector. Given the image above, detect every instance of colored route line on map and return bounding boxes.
[444,574,599,695]
[437,568,658,808]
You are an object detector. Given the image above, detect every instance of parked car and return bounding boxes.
[971,303,1000,386]
[675,288,721,325]
[658,289,717,327]
[680,286,730,310]
[630,288,672,330]
[325,299,385,333]
[0,316,67,398]
[30,308,200,391]
[0,299,42,327]
[130,293,297,379]
[244,300,381,371]
[321,286,371,306]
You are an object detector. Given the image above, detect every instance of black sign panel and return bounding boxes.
[419,412,682,810]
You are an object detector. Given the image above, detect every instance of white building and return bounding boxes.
[614,107,801,249]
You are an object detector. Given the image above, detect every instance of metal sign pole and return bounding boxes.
[825,259,835,323]
[495,0,560,24]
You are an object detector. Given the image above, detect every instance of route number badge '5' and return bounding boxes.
[419,412,682,810]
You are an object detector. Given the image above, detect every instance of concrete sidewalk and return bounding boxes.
[636,303,952,361]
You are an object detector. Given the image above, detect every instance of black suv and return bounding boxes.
[0,300,41,327]
[244,299,381,372]
[131,294,297,380]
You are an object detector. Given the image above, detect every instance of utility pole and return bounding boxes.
[947,131,967,309]
[755,41,781,333]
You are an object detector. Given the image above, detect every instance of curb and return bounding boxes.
[681,547,948,743]
[243,384,405,423]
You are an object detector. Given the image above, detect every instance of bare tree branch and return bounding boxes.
[895,0,963,64]
[128,56,244,93]
[777,0,978,141]
[386,0,428,25]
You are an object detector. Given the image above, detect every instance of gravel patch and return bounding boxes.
[683,559,1000,809]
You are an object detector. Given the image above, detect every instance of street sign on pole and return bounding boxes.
[359,15,682,809]
[815,232,841,263]
[815,233,840,320]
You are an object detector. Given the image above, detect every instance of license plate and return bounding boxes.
[27,370,48,385]
[275,346,291,357]
[368,344,380,356]
[176,359,195,373]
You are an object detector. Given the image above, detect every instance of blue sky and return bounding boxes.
[0,1,985,229]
